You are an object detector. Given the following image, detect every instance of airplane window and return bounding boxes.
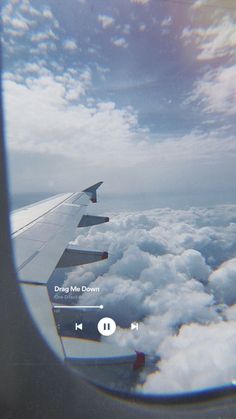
[2,0,236,400]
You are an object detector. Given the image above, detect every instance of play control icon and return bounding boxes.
[75,322,83,331]
[97,317,116,336]
[131,322,139,331]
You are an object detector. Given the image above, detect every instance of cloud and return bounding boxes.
[63,39,77,51]
[23,62,42,73]
[2,10,30,37]
[111,37,128,48]
[10,17,29,30]
[3,72,147,170]
[208,258,236,305]
[20,0,40,17]
[225,304,236,321]
[42,7,54,20]
[139,24,146,32]
[161,17,172,28]
[61,205,236,393]
[4,69,236,196]
[97,14,115,29]
[140,320,236,393]
[31,29,58,43]
[191,0,209,8]
[183,8,236,117]
[34,41,57,53]
[182,13,236,60]
[130,0,150,4]
[190,65,236,115]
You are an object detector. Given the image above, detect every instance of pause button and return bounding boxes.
[97,317,116,336]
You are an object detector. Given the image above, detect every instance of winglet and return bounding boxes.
[83,181,103,203]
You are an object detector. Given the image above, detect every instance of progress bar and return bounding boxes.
[53,305,104,309]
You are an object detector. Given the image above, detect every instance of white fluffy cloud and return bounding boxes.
[62,205,236,394]
[139,24,146,32]
[141,320,236,393]
[11,17,29,30]
[161,17,172,28]
[3,72,144,165]
[182,5,236,116]
[97,15,115,29]
[4,70,236,195]
[63,39,77,51]
[130,0,150,4]
[112,37,128,48]
[31,29,58,43]
[209,258,236,305]
[190,65,236,115]
[182,15,236,60]
[19,0,41,17]
[191,0,209,8]
[42,7,54,20]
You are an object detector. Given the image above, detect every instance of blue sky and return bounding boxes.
[2,0,236,208]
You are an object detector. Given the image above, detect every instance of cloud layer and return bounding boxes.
[4,71,236,198]
[63,205,236,394]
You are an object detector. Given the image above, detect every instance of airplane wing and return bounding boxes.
[11,183,143,387]
[11,182,107,284]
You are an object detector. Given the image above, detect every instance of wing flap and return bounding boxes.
[78,215,109,228]
[57,246,108,268]
[62,337,136,364]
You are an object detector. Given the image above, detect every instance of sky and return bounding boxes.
[2,0,236,208]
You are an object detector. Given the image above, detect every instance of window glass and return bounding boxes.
[3,0,236,398]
